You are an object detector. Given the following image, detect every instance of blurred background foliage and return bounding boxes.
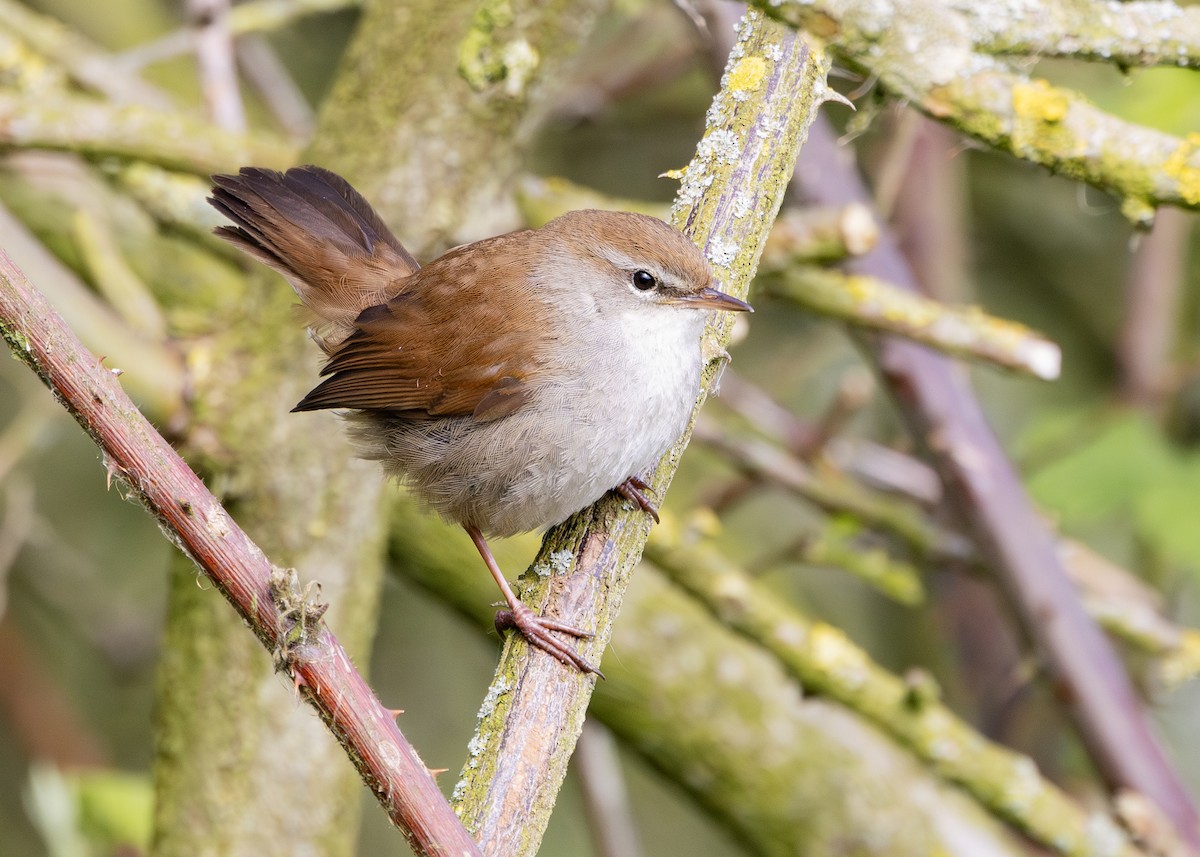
[2,0,1200,856]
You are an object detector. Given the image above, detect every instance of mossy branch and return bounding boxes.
[0,92,295,174]
[646,516,1146,857]
[749,0,1200,222]
[450,12,832,856]
[761,265,1062,379]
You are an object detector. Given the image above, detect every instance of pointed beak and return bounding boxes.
[677,287,753,313]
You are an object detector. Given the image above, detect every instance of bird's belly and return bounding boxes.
[353,355,700,537]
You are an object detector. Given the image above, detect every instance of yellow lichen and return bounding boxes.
[1011,79,1068,124]
[1164,132,1200,206]
[727,56,767,95]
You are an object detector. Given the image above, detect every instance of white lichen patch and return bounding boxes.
[707,237,738,269]
[547,549,573,575]
[696,128,742,166]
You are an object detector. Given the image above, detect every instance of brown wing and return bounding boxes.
[292,231,550,421]
[209,166,419,337]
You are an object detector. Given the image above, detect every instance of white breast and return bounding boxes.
[353,300,707,538]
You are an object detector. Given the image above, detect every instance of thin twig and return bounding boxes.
[761,265,1062,379]
[188,0,246,132]
[0,248,482,857]
[575,721,642,857]
[114,0,358,71]
[235,35,315,138]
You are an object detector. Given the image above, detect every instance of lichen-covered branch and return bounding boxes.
[761,265,1062,379]
[952,0,1200,68]
[797,115,1200,847]
[0,248,482,857]
[759,0,1200,70]
[749,0,1200,221]
[0,92,294,174]
[646,518,1145,857]
[0,0,170,106]
[388,495,1029,857]
[451,13,832,856]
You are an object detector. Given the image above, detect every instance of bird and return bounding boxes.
[208,165,751,673]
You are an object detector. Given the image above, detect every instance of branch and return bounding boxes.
[113,0,358,71]
[188,0,247,132]
[388,495,1032,857]
[749,0,1200,222]
[0,248,482,857]
[0,0,171,107]
[953,0,1200,68]
[760,265,1062,379]
[0,91,294,174]
[646,518,1147,857]
[451,12,832,855]
[798,115,1200,848]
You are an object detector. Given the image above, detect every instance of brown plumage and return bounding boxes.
[208,165,750,673]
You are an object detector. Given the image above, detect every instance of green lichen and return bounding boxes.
[458,0,540,95]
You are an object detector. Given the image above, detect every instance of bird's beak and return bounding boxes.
[677,287,753,313]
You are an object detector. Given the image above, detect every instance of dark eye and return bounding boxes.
[632,270,657,291]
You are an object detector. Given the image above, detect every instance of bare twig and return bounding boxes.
[1118,207,1190,410]
[188,0,246,132]
[235,35,315,138]
[0,248,482,857]
[114,0,358,71]
[575,721,642,857]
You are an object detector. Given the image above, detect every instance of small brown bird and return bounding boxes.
[209,165,750,673]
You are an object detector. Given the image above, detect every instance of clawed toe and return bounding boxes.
[615,476,660,523]
[495,604,602,676]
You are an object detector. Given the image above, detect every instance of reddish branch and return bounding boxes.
[0,247,482,857]
[795,117,1200,846]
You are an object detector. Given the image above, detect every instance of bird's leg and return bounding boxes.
[465,524,600,675]
[614,475,660,523]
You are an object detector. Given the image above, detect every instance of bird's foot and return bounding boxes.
[494,601,602,677]
[614,475,660,523]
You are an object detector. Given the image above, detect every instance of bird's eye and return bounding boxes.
[632,270,657,291]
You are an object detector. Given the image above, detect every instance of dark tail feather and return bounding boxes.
[208,166,419,335]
